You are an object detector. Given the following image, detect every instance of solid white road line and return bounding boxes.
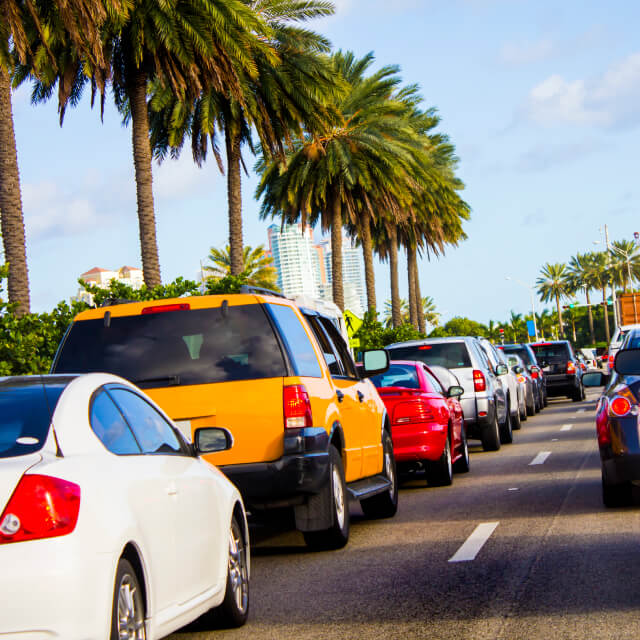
[561,424,573,431]
[449,522,499,563]
[530,451,551,465]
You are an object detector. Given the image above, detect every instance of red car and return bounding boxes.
[368,360,469,486]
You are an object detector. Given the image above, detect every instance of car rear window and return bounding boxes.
[501,346,532,366]
[387,343,471,369]
[369,364,420,389]
[531,343,571,363]
[53,305,287,386]
[0,380,67,458]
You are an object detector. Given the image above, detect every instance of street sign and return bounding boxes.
[526,320,536,337]
[343,310,363,350]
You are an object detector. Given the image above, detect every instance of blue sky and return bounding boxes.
[9,0,640,324]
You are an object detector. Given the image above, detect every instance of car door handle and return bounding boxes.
[336,390,344,403]
[357,390,365,403]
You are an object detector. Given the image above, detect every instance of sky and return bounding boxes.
[8,0,640,325]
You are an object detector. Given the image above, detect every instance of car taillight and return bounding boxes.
[0,475,80,544]
[393,400,435,424]
[283,385,313,429]
[516,374,526,384]
[609,355,614,366]
[473,370,486,392]
[531,370,539,379]
[566,361,576,374]
[609,396,632,417]
[596,400,611,447]
[141,303,190,314]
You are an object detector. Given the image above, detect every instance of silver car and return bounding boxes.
[504,353,532,423]
[386,337,508,451]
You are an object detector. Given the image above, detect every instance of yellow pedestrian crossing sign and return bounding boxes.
[343,310,362,350]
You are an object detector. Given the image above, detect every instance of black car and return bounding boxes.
[583,348,640,506]
[499,343,547,411]
[530,340,584,402]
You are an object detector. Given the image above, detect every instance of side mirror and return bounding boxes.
[614,348,640,376]
[582,371,606,387]
[362,348,390,377]
[447,385,464,398]
[495,363,508,376]
[194,427,234,454]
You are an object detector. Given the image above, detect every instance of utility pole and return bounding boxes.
[604,224,619,330]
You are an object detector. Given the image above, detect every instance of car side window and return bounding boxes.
[318,317,358,379]
[423,368,444,395]
[90,389,141,455]
[109,388,187,456]
[305,316,343,376]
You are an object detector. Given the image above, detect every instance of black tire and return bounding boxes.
[360,430,398,519]
[602,477,632,508]
[526,394,535,417]
[534,393,541,413]
[499,403,513,444]
[426,433,453,486]
[110,559,146,640]
[512,407,522,431]
[519,397,527,421]
[303,445,350,550]
[453,426,470,474]
[543,389,548,407]
[206,515,250,628]
[572,386,582,402]
[481,412,501,452]
[581,384,586,400]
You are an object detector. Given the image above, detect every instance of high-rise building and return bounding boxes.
[267,223,319,298]
[323,236,366,317]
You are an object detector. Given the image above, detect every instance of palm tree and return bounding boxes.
[0,0,114,314]
[536,263,570,338]
[422,296,440,330]
[567,252,598,345]
[591,251,613,342]
[383,298,409,328]
[610,239,640,293]
[204,244,278,290]
[150,0,338,277]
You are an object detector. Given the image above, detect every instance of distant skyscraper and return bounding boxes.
[267,223,319,298]
[323,236,366,317]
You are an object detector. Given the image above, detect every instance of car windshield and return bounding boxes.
[0,379,67,458]
[531,344,570,363]
[53,305,287,386]
[387,342,471,369]
[369,364,420,389]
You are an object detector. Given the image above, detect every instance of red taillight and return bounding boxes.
[393,400,435,424]
[609,355,614,366]
[283,385,313,429]
[141,303,190,314]
[596,400,611,447]
[516,374,526,384]
[531,370,539,379]
[418,345,432,350]
[566,361,576,374]
[610,396,632,417]
[473,370,486,392]
[0,475,80,544]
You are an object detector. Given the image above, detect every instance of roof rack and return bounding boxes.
[239,285,286,299]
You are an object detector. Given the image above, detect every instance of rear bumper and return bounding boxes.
[602,453,640,484]
[545,374,579,396]
[391,422,447,462]
[220,427,330,509]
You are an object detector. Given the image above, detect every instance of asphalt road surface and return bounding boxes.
[171,388,640,640]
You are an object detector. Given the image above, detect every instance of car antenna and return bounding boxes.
[40,376,63,458]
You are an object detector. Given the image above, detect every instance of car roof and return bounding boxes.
[386,336,475,348]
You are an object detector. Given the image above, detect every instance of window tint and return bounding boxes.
[369,364,419,389]
[387,342,471,369]
[318,318,357,378]
[305,316,342,376]
[54,305,287,386]
[90,389,141,455]
[109,388,185,455]
[0,379,69,459]
[268,304,322,378]
[501,346,532,366]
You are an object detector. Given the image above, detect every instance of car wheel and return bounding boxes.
[360,430,398,519]
[303,445,350,550]
[481,412,501,452]
[499,403,513,444]
[534,392,541,413]
[519,397,527,421]
[110,559,146,640]
[512,407,522,431]
[526,393,535,417]
[581,384,586,400]
[602,476,632,508]
[572,386,582,402]
[426,433,453,486]
[543,390,548,407]
[453,426,470,474]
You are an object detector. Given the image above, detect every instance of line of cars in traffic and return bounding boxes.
[1,289,582,639]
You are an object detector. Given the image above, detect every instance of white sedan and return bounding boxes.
[0,373,249,639]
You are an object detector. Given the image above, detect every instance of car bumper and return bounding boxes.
[545,374,579,396]
[602,453,640,484]
[391,422,447,462]
[0,535,114,639]
[220,427,330,508]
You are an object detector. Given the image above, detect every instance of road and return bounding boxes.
[171,389,640,639]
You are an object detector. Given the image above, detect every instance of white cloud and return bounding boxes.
[501,38,555,65]
[153,152,216,200]
[521,52,640,128]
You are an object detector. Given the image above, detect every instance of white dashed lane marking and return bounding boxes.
[530,451,551,465]
[561,424,573,431]
[577,408,585,413]
[449,522,500,563]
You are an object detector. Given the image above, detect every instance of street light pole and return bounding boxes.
[505,276,539,342]
[604,224,619,330]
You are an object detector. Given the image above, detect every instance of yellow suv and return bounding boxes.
[52,290,397,549]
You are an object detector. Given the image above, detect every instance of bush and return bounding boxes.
[354,312,425,352]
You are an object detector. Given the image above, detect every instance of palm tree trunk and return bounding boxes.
[226,129,243,276]
[389,225,401,328]
[407,245,418,329]
[129,69,161,288]
[360,218,376,314]
[602,286,610,342]
[413,255,425,334]
[0,67,30,316]
[571,316,577,342]
[555,294,564,338]
[586,289,595,344]
[330,199,344,311]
